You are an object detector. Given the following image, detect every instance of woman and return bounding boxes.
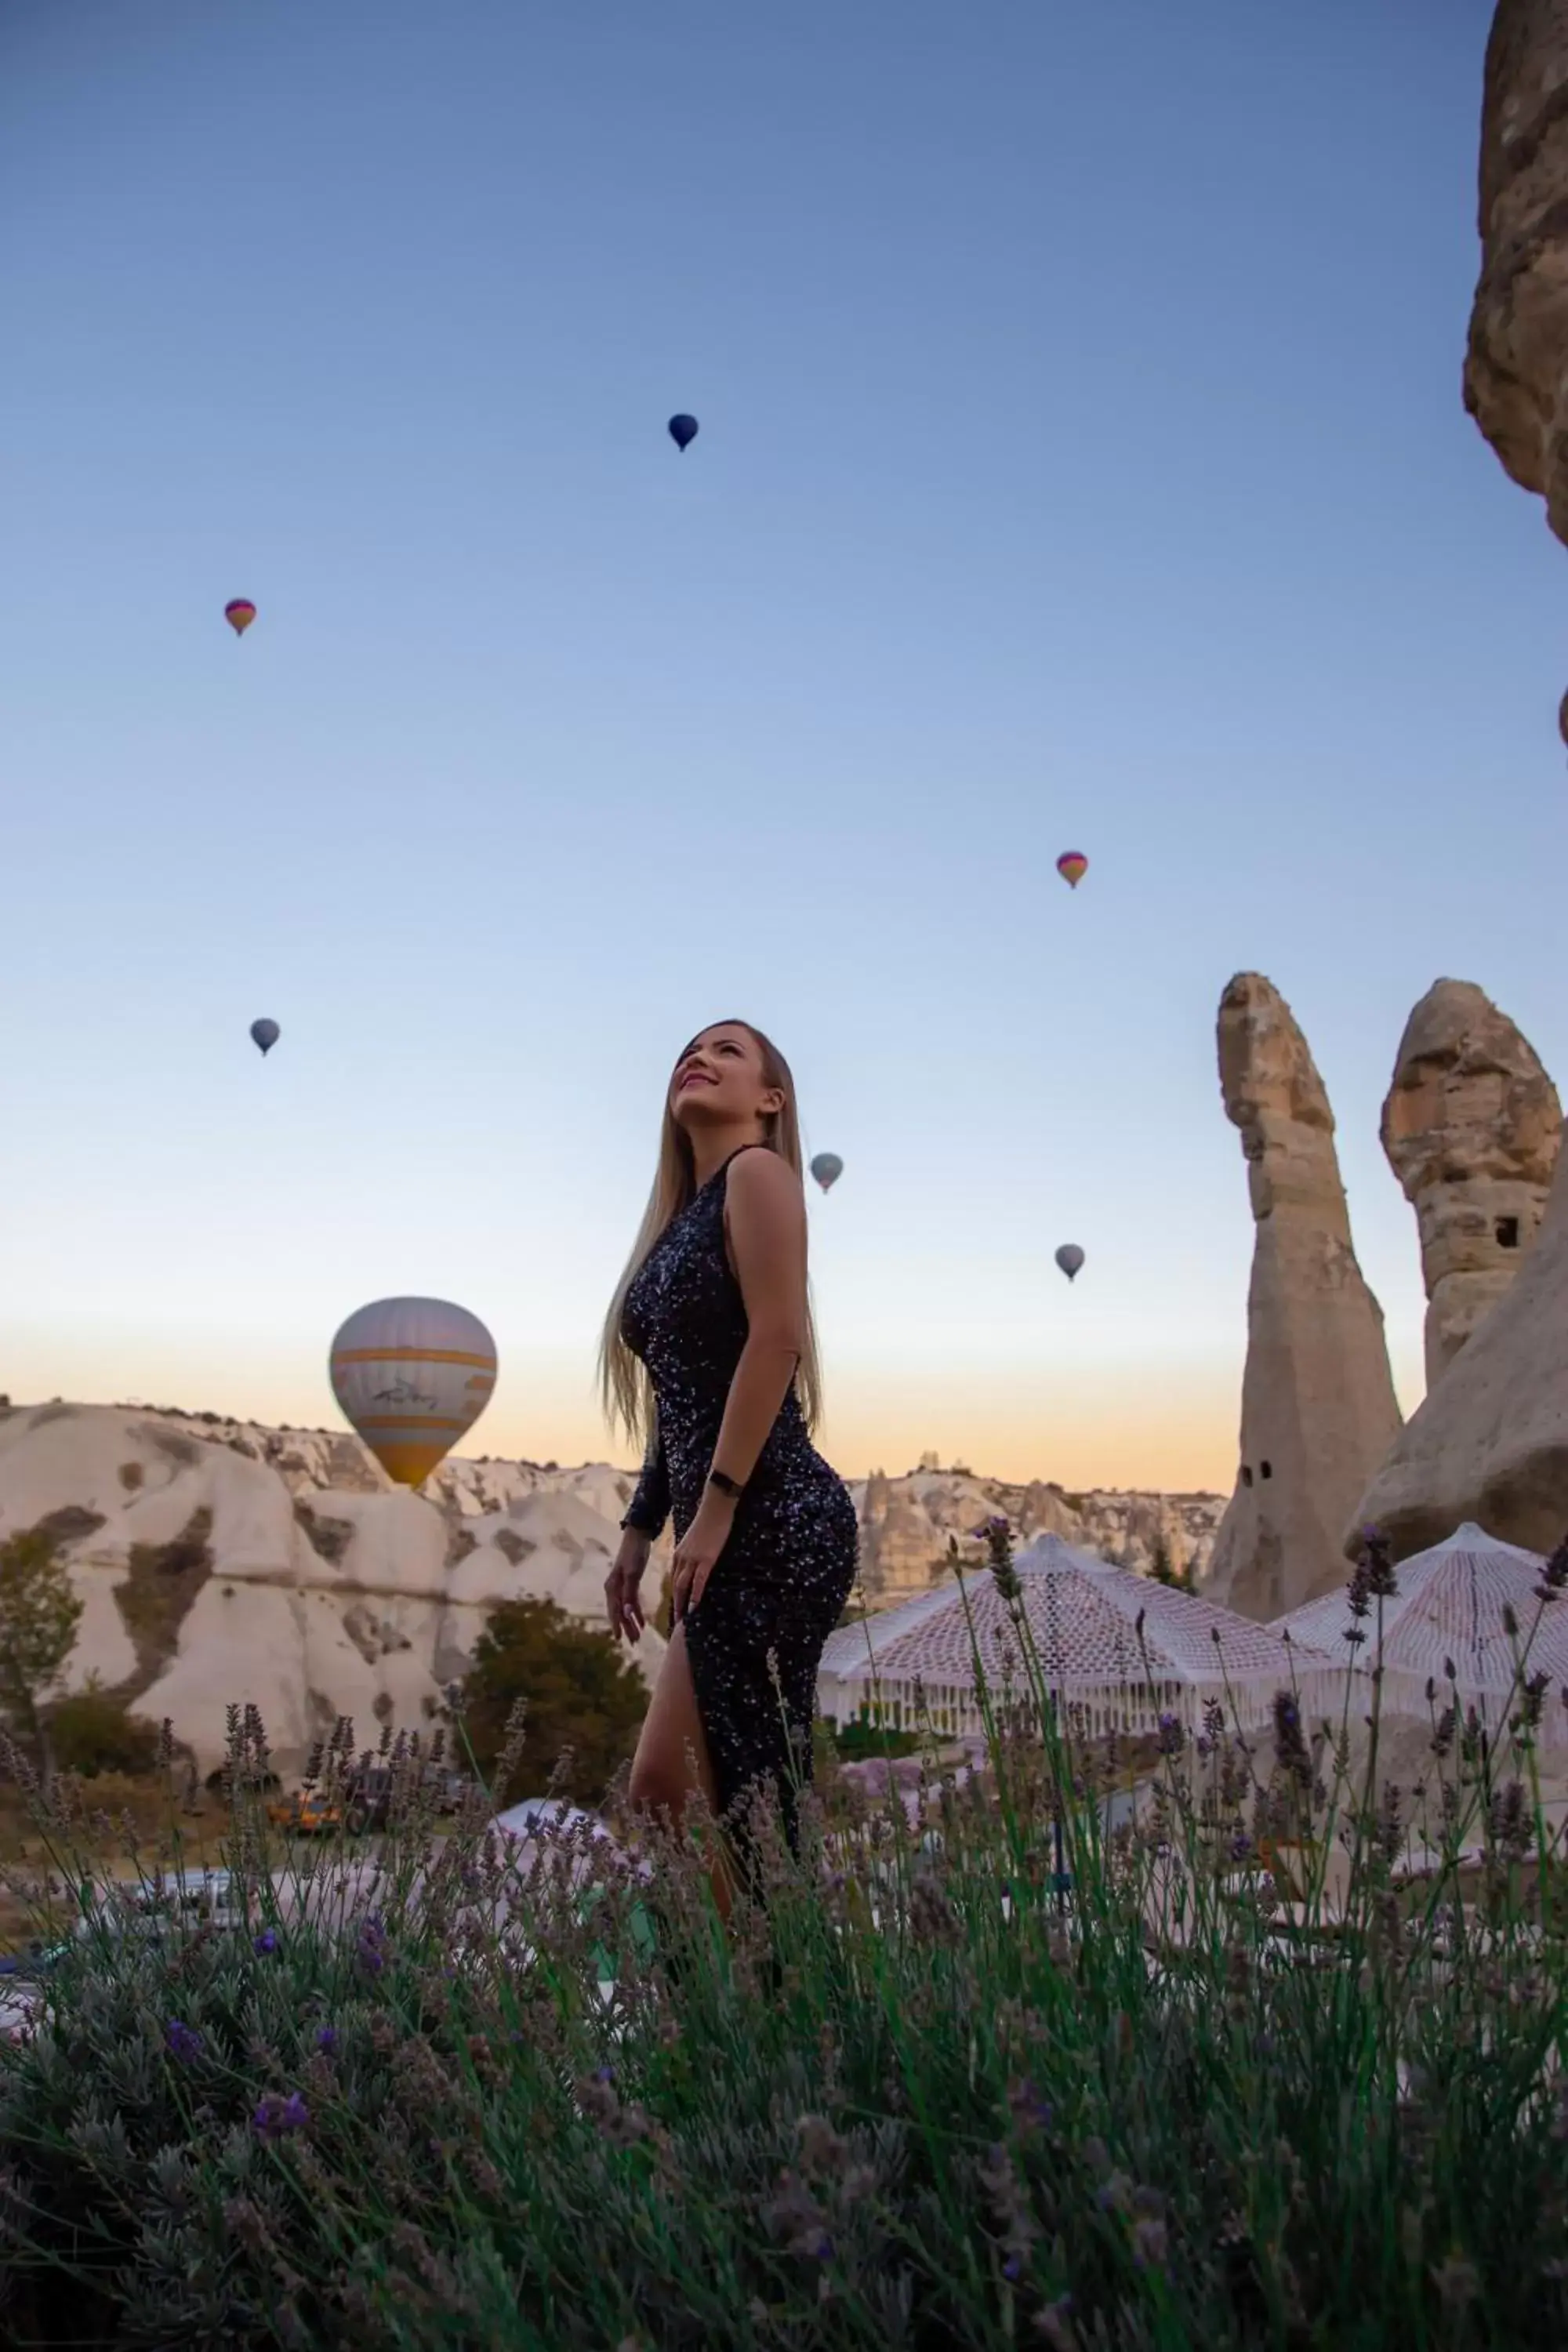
[601,1019,858,1915]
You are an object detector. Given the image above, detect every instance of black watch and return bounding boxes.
[707,1468,746,1501]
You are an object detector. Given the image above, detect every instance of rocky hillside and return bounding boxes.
[855,1465,1221,1601]
[0,1399,1223,1776]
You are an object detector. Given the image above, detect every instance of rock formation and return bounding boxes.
[1465,4,1568,729]
[1466,2,1568,539]
[1351,1112,1568,1561]
[1381,978,1561,1387]
[0,1401,1229,1773]
[0,1403,668,1778]
[1204,975,1403,1621]
[854,1470,1222,1601]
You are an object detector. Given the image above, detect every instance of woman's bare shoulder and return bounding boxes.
[726,1147,804,1205]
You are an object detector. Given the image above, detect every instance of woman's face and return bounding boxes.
[670,1023,782,1134]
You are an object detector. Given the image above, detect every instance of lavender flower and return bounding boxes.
[985,1517,1021,1602]
[1035,2298,1078,2351]
[1156,1710,1184,1758]
[1006,2077,1054,2134]
[164,2020,202,2063]
[314,2025,339,2054]
[253,1929,278,1957]
[253,2090,309,2143]
[355,1913,387,1977]
[1272,1689,1311,1788]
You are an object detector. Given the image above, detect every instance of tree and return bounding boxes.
[1150,1535,1196,1592]
[0,1526,85,1785]
[459,1597,648,1806]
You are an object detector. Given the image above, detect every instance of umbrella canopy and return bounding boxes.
[819,1533,1335,1742]
[1276,1522,1568,1744]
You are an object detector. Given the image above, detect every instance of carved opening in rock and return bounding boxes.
[1240,1466,1254,1488]
[1496,1216,1520,1250]
[1260,1461,1272,1480]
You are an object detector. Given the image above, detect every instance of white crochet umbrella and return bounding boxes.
[1276,1522,1568,1748]
[818,1532,1337,1742]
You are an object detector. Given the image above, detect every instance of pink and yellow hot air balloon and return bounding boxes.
[329,1297,497,1488]
[1056,850,1088,890]
[223,598,257,638]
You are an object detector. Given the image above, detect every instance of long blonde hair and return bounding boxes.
[598,1019,823,1447]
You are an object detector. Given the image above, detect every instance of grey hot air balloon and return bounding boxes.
[811,1152,844,1193]
[250,1018,281,1057]
[1054,1243,1085,1283]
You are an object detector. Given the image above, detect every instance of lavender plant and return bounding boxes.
[0,1527,1563,2347]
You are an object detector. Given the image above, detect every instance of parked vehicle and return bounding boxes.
[267,1790,345,1836]
[75,1867,249,1940]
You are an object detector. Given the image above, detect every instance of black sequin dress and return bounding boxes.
[621,1144,858,1867]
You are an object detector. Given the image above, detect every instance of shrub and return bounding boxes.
[46,1680,161,1779]
[829,1719,924,1762]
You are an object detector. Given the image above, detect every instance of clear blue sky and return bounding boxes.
[3,0,1561,1489]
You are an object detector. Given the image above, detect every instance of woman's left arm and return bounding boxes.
[670,1150,808,1618]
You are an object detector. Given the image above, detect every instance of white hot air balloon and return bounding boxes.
[329,1298,497,1488]
[1054,1244,1085,1283]
[811,1152,844,1192]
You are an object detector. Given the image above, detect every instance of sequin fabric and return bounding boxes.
[621,1143,858,1864]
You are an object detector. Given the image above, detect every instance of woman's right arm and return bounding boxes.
[607,1414,667,1643]
[620,1412,670,1540]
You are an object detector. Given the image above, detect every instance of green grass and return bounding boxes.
[0,1532,1563,2349]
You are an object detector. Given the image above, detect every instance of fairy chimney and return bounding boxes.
[1381,979,1560,1390]
[1352,1110,1568,1562]
[1204,975,1403,1621]
[1465,5,1568,736]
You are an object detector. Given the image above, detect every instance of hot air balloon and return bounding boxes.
[224,599,257,637]
[329,1298,497,1488]
[1056,851,1087,890]
[1054,1244,1085,1283]
[811,1153,844,1193]
[249,1018,280,1057]
[667,414,699,452]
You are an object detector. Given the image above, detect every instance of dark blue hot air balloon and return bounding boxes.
[667,413,699,452]
[250,1018,280,1058]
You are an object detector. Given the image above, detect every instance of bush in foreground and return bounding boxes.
[0,1531,1564,2348]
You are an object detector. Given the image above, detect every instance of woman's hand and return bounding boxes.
[670,1490,737,1623]
[605,1529,652,1644]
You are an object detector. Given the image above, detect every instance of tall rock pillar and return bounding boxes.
[1350,1116,1568,1560]
[1381,978,1561,1389]
[1205,975,1403,1621]
[1465,3,1568,731]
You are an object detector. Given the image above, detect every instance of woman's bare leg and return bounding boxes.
[628,1622,734,1921]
